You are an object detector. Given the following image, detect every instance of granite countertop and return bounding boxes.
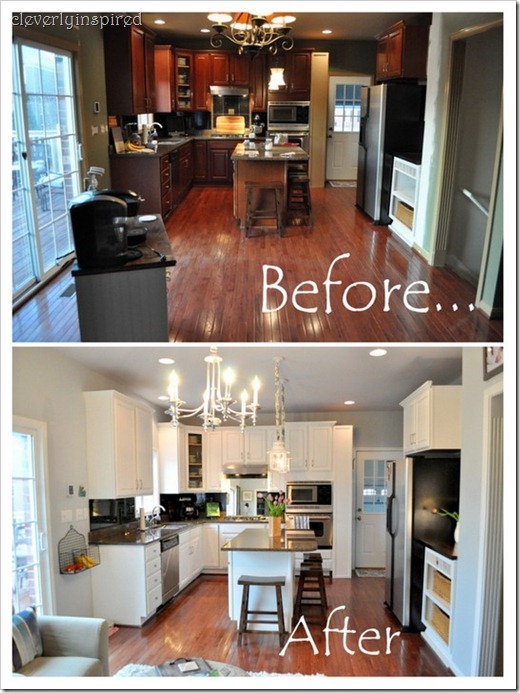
[71,215,176,276]
[231,142,309,162]
[420,538,458,560]
[221,528,317,552]
[110,134,248,159]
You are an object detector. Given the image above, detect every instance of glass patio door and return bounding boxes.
[12,417,54,614]
[12,38,82,302]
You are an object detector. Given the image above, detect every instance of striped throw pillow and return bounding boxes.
[12,607,43,671]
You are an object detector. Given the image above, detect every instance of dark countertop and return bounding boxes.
[110,134,247,159]
[393,152,422,166]
[231,142,309,162]
[72,215,176,276]
[420,538,458,560]
[221,528,317,552]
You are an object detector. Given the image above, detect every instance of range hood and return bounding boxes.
[223,464,268,479]
[210,86,250,97]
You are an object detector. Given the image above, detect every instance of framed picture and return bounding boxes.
[483,346,504,380]
[242,491,253,502]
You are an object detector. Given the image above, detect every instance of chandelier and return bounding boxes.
[208,12,295,58]
[166,347,260,431]
[269,357,290,473]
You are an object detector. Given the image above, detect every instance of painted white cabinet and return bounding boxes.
[286,422,335,475]
[204,429,223,491]
[217,523,265,570]
[179,526,202,591]
[84,390,154,498]
[421,548,456,666]
[221,426,270,468]
[400,381,462,455]
[91,541,162,626]
[389,156,421,246]
[201,523,220,569]
[157,422,183,493]
[158,424,222,493]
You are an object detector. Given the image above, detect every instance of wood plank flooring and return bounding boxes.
[12,185,503,343]
[107,574,452,678]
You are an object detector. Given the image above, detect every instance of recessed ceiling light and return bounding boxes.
[200,28,210,33]
[154,19,166,25]
[369,348,388,357]
[158,395,169,401]
[344,400,355,405]
[158,357,174,365]
[208,13,233,23]
[322,29,332,34]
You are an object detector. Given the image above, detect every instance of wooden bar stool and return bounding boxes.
[303,552,333,583]
[293,561,328,624]
[237,575,286,647]
[244,181,284,237]
[287,173,312,227]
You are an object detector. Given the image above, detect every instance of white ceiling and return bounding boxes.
[141,9,426,43]
[55,345,462,416]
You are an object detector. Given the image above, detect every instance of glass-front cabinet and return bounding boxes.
[187,430,203,489]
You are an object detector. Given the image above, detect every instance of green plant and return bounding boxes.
[265,492,286,517]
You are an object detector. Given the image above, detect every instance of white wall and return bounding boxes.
[450,347,504,676]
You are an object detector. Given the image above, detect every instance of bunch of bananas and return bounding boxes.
[77,553,97,568]
[125,140,146,152]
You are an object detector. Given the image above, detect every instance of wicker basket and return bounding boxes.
[394,200,414,229]
[433,571,451,603]
[431,604,450,643]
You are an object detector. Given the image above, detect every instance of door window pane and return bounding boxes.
[334,83,362,133]
[362,459,387,512]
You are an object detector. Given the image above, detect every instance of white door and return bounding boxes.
[326,76,371,181]
[354,449,399,568]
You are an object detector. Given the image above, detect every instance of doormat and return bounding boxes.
[327,180,357,188]
[60,283,76,298]
[355,568,385,577]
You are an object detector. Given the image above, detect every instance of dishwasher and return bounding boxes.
[161,533,180,604]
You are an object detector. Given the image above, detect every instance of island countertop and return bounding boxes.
[221,528,317,552]
[230,142,309,161]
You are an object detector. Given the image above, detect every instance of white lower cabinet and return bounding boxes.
[202,523,220,569]
[421,548,456,667]
[179,526,202,591]
[91,541,162,627]
[217,523,266,570]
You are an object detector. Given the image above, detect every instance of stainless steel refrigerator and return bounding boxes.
[356,84,426,223]
[384,458,413,628]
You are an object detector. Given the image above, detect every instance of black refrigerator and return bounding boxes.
[356,83,426,224]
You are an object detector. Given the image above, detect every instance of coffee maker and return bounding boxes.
[69,191,134,269]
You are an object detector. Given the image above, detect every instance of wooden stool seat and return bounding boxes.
[302,552,333,582]
[237,575,286,646]
[293,561,328,625]
[287,175,312,228]
[244,182,284,237]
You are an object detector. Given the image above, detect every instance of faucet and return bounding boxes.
[149,505,165,527]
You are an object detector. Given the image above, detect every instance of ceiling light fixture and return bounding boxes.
[166,346,260,432]
[369,348,388,357]
[153,19,166,25]
[268,66,286,89]
[208,11,295,58]
[269,357,290,474]
[344,400,355,405]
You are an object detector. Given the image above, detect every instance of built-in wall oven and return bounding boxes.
[285,481,333,548]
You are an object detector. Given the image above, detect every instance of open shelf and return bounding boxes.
[421,548,456,664]
[389,157,421,245]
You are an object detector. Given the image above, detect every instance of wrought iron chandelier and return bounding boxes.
[208,12,295,58]
[166,347,260,431]
[269,357,290,473]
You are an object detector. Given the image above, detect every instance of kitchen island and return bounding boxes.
[71,215,175,342]
[231,143,309,230]
[222,528,317,633]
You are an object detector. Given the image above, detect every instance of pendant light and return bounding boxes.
[269,357,290,473]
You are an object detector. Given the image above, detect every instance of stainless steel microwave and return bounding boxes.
[286,481,332,508]
[267,101,310,131]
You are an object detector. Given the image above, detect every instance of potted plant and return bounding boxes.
[265,492,286,537]
[433,507,460,543]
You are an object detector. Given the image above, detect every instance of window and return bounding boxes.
[12,417,54,613]
[362,459,387,513]
[333,84,362,133]
[12,38,82,303]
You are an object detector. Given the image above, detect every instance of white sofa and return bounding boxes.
[13,613,109,677]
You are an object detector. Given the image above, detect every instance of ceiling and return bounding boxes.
[141,10,424,43]
[55,345,462,417]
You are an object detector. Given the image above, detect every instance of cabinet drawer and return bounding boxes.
[146,556,161,576]
[146,571,162,593]
[160,155,170,174]
[146,584,162,614]
[145,542,161,562]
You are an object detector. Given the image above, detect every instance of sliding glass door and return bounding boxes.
[12,38,82,302]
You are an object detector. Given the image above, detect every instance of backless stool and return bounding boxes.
[293,557,328,625]
[237,575,286,647]
[287,172,312,228]
[244,182,284,237]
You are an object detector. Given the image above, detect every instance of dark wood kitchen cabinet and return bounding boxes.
[376,20,430,81]
[268,50,313,101]
[104,25,156,115]
[175,50,193,110]
[208,140,238,183]
[109,153,172,218]
[193,52,211,110]
[171,142,194,207]
[210,52,250,86]
[250,52,267,110]
[193,141,209,182]
[154,45,176,112]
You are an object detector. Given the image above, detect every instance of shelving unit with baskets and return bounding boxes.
[389,156,421,246]
[175,51,192,110]
[58,525,100,574]
[187,431,203,489]
[421,547,456,665]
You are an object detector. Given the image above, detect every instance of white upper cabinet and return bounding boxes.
[157,422,182,493]
[204,429,223,491]
[84,390,154,498]
[400,381,462,455]
[221,426,270,467]
[286,422,335,476]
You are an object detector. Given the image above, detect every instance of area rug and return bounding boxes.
[114,663,324,677]
[327,180,356,188]
[355,568,386,577]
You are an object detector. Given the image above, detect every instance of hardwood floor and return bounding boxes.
[107,574,452,678]
[12,185,503,343]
